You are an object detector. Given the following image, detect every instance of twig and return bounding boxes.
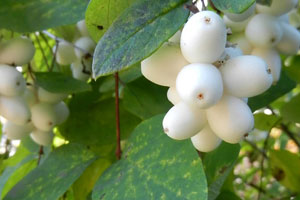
[280,124,300,148]
[50,39,59,72]
[34,33,50,70]
[200,0,207,10]
[115,72,122,160]
[39,32,53,56]
[244,139,267,158]
[37,146,44,165]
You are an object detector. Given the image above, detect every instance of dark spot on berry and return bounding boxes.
[164,128,169,133]
[204,16,211,23]
[271,37,276,43]
[198,93,204,100]
[267,68,272,74]
[16,81,20,86]
[49,121,53,126]
[244,133,249,137]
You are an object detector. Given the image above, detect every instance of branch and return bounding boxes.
[37,146,44,165]
[115,72,122,160]
[280,123,300,148]
[34,33,50,70]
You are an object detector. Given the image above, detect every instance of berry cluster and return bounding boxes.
[0,37,69,146]
[226,0,300,83]
[54,20,96,82]
[141,2,300,152]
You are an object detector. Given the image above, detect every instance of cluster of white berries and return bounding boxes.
[54,20,96,82]
[226,0,300,83]
[141,2,299,152]
[0,37,70,146]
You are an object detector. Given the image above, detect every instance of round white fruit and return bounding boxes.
[141,43,189,87]
[220,47,243,60]
[220,55,273,97]
[245,14,283,48]
[167,87,181,105]
[252,48,282,83]
[71,59,92,81]
[74,37,96,59]
[54,41,76,65]
[289,9,300,28]
[30,129,54,146]
[0,64,26,96]
[224,15,251,33]
[256,0,298,16]
[31,103,57,132]
[0,96,31,125]
[77,20,90,37]
[3,121,34,140]
[278,14,290,24]
[176,63,223,108]
[191,124,221,152]
[225,3,255,22]
[23,86,38,107]
[0,37,35,66]
[229,33,253,54]
[38,87,68,104]
[206,95,254,144]
[162,102,206,140]
[181,11,227,63]
[54,101,70,125]
[276,23,300,55]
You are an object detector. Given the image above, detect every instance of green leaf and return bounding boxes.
[284,56,300,83]
[92,0,189,78]
[0,156,36,199]
[0,0,88,32]
[270,149,300,192]
[256,0,273,6]
[4,143,96,200]
[0,0,88,33]
[92,115,208,200]
[254,113,279,131]
[216,191,241,200]
[99,63,142,93]
[248,72,296,112]
[203,142,240,200]
[123,77,172,120]
[59,97,141,147]
[86,0,137,42]
[73,158,112,200]
[35,72,92,94]
[281,94,300,123]
[211,0,255,13]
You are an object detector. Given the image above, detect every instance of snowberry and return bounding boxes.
[31,103,57,132]
[181,11,227,63]
[289,9,300,28]
[176,63,223,108]
[0,64,26,96]
[54,101,70,125]
[225,3,256,22]
[54,41,77,65]
[141,43,189,87]
[77,20,90,37]
[191,124,221,152]
[206,95,254,144]
[3,121,34,140]
[229,33,253,54]
[224,15,251,33]
[38,87,68,104]
[245,14,283,48]
[0,96,31,125]
[23,86,38,107]
[163,102,206,140]
[167,87,181,105]
[0,38,35,66]
[71,59,92,81]
[220,55,273,98]
[74,37,96,59]
[252,48,282,83]
[220,47,243,61]
[30,129,54,146]
[276,23,300,55]
[256,0,298,17]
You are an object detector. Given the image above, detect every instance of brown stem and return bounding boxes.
[34,33,50,71]
[280,124,300,148]
[37,146,44,165]
[115,72,122,160]
[200,0,207,10]
[208,0,221,14]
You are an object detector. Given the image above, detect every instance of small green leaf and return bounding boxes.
[4,143,96,200]
[92,0,189,78]
[0,0,88,33]
[123,77,172,120]
[203,142,240,200]
[270,149,300,192]
[92,115,208,200]
[35,72,92,94]
[211,0,255,13]
[254,113,279,131]
[281,94,300,123]
[86,0,137,42]
[248,72,296,111]
[285,56,300,83]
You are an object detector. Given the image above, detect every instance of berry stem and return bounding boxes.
[37,145,44,165]
[115,72,122,160]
